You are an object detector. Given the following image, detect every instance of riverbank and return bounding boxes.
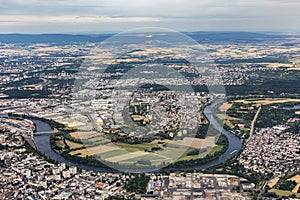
[30,101,243,172]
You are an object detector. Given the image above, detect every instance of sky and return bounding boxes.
[0,0,299,33]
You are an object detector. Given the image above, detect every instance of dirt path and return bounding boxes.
[247,106,262,143]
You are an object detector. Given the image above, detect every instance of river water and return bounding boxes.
[282,105,300,110]
[33,102,243,172]
[32,120,108,172]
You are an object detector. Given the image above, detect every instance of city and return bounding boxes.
[1,0,300,199]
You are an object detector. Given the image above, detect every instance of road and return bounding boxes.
[247,106,261,143]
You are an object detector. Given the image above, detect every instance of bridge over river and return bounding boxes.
[34,131,52,136]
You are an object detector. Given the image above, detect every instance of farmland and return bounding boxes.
[267,175,300,198]
[214,98,300,140]
[52,130,225,167]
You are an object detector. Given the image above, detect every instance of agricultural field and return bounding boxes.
[235,98,300,106]
[214,101,257,139]
[267,175,300,198]
[70,145,119,156]
[290,175,300,193]
[215,98,300,140]
[268,177,280,188]
[268,189,300,198]
[168,137,216,149]
[55,138,83,150]
[55,139,64,148]
[61,132,222,166]
[65,140,83,149]
[70,131,99,140]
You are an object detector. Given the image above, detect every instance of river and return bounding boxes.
[33,101,243,172]
[32,119,108,172]
[282,105,300,110]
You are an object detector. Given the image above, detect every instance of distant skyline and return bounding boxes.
[0,0,299,34]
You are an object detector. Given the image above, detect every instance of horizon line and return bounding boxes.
[0,31,298,35]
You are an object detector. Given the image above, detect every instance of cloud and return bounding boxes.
[0,15,160,23]
[0,0,299,33]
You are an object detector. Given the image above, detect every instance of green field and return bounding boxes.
[59,128,226,167]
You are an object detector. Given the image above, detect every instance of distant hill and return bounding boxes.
[0,34,111,44]
[185,32,288,43]
[0,32,292,44]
